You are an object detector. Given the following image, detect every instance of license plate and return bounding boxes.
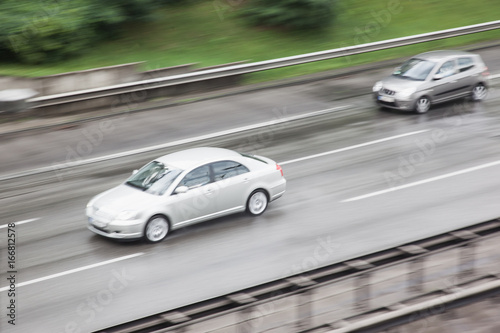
[378,95,395,102]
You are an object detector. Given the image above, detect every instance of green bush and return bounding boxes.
[242,0,336,31]
[0,0,160,64]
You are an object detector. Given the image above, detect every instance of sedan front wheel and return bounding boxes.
[144,215,170,243]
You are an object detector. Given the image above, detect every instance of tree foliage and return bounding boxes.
[0,0,160,64]
[242,0,336,31]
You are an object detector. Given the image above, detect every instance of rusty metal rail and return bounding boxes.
[93,218,500,333]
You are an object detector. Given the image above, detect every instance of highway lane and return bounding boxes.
[1,43,500,178]
[2,90,500,332]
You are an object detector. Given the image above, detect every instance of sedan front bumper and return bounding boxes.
[87,215,144,240]
[87,223,143,240]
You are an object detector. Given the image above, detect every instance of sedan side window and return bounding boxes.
[179,165,211,189]
[212,161,249,181]
[437,60,456,78]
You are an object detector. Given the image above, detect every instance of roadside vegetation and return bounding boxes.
[0,0,499,84]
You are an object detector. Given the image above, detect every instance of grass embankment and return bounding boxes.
[1,0,499,83]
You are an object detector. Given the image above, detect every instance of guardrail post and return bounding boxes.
[296,289,313,331]
[459,242,477,283]
[345,260,373,313]
[409,257,425,294]
[287,276,315,332]
[451,231,479,283]
[398,245,428,295]
[228,293,257,333]
[355,272,371,312]
[238,307,254,333]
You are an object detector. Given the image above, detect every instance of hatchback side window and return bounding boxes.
[179,165,211,189]
[437,60,456,78]
[457,57,474,72]
[212,161,249,181]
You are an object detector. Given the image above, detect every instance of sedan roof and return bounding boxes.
[156,147,242,170]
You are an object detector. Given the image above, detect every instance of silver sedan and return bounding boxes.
[86,147,286,243]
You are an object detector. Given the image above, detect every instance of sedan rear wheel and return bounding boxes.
[247,190,268,216]
[144,216,169,243]
[415,96,431,113]
[471,83,487,101]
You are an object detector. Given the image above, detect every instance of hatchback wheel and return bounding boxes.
[471,83,487,101]
[247,190,268,216]
[415,96,431,113]
[144,216,170,243]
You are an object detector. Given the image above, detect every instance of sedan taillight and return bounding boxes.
[276,164,283,176]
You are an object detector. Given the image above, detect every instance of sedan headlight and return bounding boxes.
[116,210,139,221]
[372,81,383,92]
[398,87,416,99]
[86,201,94,215]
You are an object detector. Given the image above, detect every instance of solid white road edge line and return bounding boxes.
[0,253,144,292]
[342,159,500,202]
[280,129,430,166]
[0,218,40,229]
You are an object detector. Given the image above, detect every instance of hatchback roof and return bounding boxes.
[415,50,475,62]
[156,147,241,170]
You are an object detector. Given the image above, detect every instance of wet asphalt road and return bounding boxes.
[1,47,500,332]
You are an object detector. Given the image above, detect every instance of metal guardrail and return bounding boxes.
[31,20,500,108]
[93,218,500,333]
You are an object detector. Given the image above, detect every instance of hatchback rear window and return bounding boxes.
[458,57,474,72]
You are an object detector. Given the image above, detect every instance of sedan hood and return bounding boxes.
[91,184,157,213]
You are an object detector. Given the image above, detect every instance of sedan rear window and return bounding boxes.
[212,161,249,181]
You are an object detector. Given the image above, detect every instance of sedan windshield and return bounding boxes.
[393,58,436,81]
[126,161,182,195]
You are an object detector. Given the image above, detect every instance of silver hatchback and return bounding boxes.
[86,147,286,243]
[373,50,489,113]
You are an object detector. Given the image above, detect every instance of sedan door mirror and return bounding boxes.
[132,169,138,175]
[433,73,444,80]
[174,186,189,194]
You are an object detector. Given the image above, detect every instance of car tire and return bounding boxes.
[144,215,170,243]
[471,83,487,101]
[415,96,431,114]
[246,190,268,216]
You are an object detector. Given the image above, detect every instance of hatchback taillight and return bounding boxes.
[482,66,490,76]
[276,164,283,176]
